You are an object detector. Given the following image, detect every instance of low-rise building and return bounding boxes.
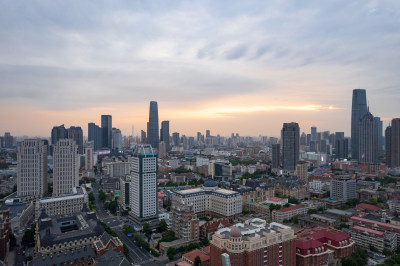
[182,248,210,265]
[295,226,354,266]
[172,179,242,219]
[350,226,397,253]
[35,186,88,219]
[210,218,296,266]
[298,214,339,228]
[272,204,308,223]
[200,218,230,240]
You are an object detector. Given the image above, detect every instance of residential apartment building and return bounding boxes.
[272,204,309,223]
[170,202,199,241]
[350,226,397,253]
[17,139,48,198]
[330,176,356,201]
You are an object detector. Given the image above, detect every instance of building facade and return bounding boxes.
[101,115,112,149]
[359,111,378,163]
[129,144,158,226]
[330,176,356,201]
[170,202,200,241]
[210,219,296,266]
[282,122,300,171]
[84,142,93,171]
[17,139,48,198]
[160,120,170,152]
[147,101,159,150]
[88,122,103,151]
[53,139,79,196]
[67,126,84,154]
[350,226,397,253]
[351,89,367,160]
[272,144,280,169]
[386,118,400,168]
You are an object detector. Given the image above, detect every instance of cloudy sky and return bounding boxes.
[0,0,399,137]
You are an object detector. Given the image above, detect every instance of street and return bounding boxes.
[93,174,153,265]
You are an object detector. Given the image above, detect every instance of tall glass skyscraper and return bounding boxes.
[88,122,103,151]
[101,115,112,149]
[147,101,159,149]
[351,89,367,160]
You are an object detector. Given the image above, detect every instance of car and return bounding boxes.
[17,252,21,255]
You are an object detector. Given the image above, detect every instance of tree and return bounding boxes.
[143,223,152,238]
[167,247,176,260]
[307,209,317,214]
[88,192,95,202]
[9,230,16,250]
[201,238,210,246]
[194,256,202,266]
[370,197,378,205]
[383,248,392,256]
[242,208,250,214]
[108,201,117,214]
[159,219,168,231]
[123,244,129,258]
[22,224,36,247]
[288,197,299,204]
[269,204,281,211]
[284,203,290,208]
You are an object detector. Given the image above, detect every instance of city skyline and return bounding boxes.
[1,1,400,137]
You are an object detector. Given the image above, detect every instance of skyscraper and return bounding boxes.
[129,144,158,226]
[300,132,307,146]
[3,132,13,148]
[17,139,48,198]
[351,89,367,160]
[311,126,317,142]
[141,130,147,144]
[281,122,300,171]
[53,139,79,196]
[101,115,112,149]
[374,117,383,154]
[359,111,378,163]
[88,122,103,151]
[67,126,83,154]
[111,128,122,152]
[160,120,170,152]
[172,132,180,146]
[272,144,280,169]
[386,118,400,168]
[85,141,93,171]
[147,101,159,149]
[51,124,67,155]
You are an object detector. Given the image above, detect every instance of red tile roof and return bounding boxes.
[352,226,384,237]
[276,204,304,212]
[356,203,380,212]
[351,216,400,232]
[201,218,231,233]
[182,249,210,263]
[268,197,283,202]
[202,245,211,255]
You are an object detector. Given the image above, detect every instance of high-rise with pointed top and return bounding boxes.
[147,101,159,149]
[351,89,367,160]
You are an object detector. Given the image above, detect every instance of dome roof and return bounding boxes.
[204,179,217,187]
[230,226,241,238]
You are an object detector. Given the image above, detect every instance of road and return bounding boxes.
[93,174,153,265]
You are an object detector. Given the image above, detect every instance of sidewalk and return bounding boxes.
[7,249,15,266]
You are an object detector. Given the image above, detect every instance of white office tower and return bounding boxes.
[53,139,79,196]
[17,139,48,198]
[129,144,158,226]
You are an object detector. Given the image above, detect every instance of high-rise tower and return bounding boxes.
[51,124,67,155]
[147,101,159,149]
[129,144,158,226]
[101,115,112,149]
[281,122,300,171]
[359,111,378,163]
[160,120,170,152]
[386,118,400,168]
[67,126,83,154]
[17,139,48,198]
[351,89,367,160]
[88,122,103,151]
[53,139,79,196]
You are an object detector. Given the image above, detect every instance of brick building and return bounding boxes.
[210,218,296,266]
[0,205,10,263]
[295,226,354,266]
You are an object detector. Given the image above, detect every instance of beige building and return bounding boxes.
[84,141,94,171]
[272,204,309,223]
[296,160,308,182]
[351,226,397,253]
[172,179,242,219]
[241,187,275,206]
[35,186,88,219]
[105,161,130,178]
[17,139,48,198]
[53,139,79,196]
[170,202,199,241]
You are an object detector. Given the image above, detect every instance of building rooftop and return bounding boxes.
[38,211,104,248]
[352,225,384,237]
[275,204,305,213]
[182,249,210,263]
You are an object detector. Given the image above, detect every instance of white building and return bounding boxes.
[330,176,356,201]
[53,139,79,196]
[35,186,88,219]
[17,139,48,198]
[129,145,158,226]
[105,161,130,178]
[172,179,242,219]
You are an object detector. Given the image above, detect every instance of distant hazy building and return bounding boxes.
[351,89,368,160]
[53,139,79,196]
[359,111,378,163]
[111,128,122,152]
[375,117,383,154]
[3,132,13,148]
[158,141,167,158]
[386,118,400,168]
[160,120,170,152]
[51,124,67,155]
[330,176,356,201]
[17,139,48,198]
[311,126,317,142]
[282,122,300,171]
[67,126,83,154]
[141,130,147,144]
[272,144,280,169]
[335,139,349,159]
[101,115,112,149]
[129,144,158,226]
[172,132,180,146]
[147,101,159,149]
[85,142,94,171]
[300,132,307,146]
[88,122,103,151]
